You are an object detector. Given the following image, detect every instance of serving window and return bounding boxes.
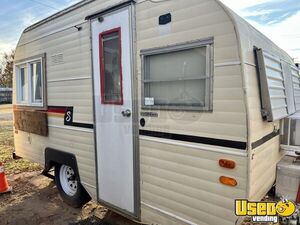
[281,113,300,151]
[255,48,300,122]
[141,38,213,111]
[15,54,46,108]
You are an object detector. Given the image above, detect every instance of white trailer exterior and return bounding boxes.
[12,0,299,224]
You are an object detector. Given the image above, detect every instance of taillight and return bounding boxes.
[219,159,236,169]
[219,176,237,187]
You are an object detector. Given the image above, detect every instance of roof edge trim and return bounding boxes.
[85,0,135,20]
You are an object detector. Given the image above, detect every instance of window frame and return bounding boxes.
[15,54,46,108]
[140,38,213,111]
[17,64,28,105]
[99,27,124,105]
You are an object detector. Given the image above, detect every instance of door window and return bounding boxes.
[99,28,123,105]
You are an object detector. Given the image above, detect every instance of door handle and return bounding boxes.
[121,109,131,117]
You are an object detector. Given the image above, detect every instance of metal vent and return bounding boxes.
[51,53,64,64]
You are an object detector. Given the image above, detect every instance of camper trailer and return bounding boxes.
[13,0,300,224]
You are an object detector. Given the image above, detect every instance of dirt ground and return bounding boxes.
[0,171,138,225]
[0,105,138,225]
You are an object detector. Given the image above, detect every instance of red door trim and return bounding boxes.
[99,27,123,105]
[296,182,300,204]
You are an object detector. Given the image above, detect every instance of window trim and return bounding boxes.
[99,27,124,105]
[15,54,46,109]
[16,64,28,105]
[140,38,214,111]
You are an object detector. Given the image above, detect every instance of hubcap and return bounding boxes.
[59,165,78,196]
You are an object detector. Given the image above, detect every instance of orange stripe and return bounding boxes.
[47,112,64,118]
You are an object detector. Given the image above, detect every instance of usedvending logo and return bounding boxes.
[235,199,296,223]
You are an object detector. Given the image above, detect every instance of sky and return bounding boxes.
[220,0,300,63]
[0,0,299,63]
[0,0,80,59]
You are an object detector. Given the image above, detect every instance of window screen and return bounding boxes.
[99,28,123,105]
[141,39,213,111]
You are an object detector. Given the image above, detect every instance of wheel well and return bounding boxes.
[44,148,81,182]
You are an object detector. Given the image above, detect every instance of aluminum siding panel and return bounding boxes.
[140,138,247,225]
[136,0,247,224]
[248,136,284,200]
[136,0,246,142]
[13,0,131,199]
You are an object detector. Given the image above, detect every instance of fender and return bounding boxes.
[44,148,80,181]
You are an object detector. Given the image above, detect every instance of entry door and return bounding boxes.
[91,8,136,216]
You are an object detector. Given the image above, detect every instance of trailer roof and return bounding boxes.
[21,0,295,65]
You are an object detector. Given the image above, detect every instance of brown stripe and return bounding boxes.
[139,130,247,150]
[251,130,280,149]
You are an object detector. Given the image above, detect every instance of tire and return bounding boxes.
[55,164,91,208]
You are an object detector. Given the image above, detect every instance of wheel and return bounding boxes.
[55,164,90,208]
